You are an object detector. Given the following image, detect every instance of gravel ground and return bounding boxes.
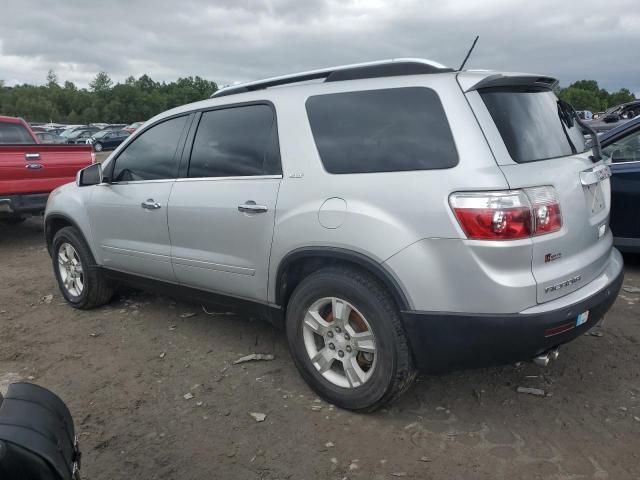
[1,218,639,480]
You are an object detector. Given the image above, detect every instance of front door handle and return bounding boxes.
[238,201,268,214]
[141,199,161,210]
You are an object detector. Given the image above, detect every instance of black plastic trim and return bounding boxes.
[275,247,410,310]
[0,193,48,215]
[401,267,624,373]
[101,268,284,327]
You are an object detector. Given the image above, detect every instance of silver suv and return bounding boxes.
[45,59,624,411]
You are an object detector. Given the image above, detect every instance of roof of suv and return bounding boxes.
[138,59,556,129]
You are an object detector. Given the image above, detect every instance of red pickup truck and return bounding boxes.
[0,116,94,223]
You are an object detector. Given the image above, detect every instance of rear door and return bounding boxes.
[465,83,612,304]
[167,103,281,302]
[88,115,190,281]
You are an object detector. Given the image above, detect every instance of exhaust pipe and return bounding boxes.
[533,348,559,367]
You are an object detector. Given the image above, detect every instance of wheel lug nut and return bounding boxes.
[344,333,350,340]
[338,350,344,358]
[335,326,341,333]
[346,346,352,353]
[328,343,335,350]
[327,331,334,338]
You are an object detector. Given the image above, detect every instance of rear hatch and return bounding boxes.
[462,74,612,304]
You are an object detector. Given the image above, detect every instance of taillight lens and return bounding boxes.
[450,187,561,241]
[525,186,562,236]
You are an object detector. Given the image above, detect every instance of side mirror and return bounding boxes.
[77,163,103,187]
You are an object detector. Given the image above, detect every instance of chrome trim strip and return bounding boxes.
[175,175,283,183]
[102,245,171,263]
[172,256,255,276]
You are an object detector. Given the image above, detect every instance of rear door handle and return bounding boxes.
[238,201,268,214]
[141,199,161,210]
[25,153,40,160]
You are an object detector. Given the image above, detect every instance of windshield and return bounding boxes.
[480,88,587,163]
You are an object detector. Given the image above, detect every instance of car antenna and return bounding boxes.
[458,35,479,71]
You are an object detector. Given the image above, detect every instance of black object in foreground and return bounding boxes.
[0,383,80,480]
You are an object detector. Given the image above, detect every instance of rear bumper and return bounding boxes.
[0,193,49,216]
[402,248,624,373]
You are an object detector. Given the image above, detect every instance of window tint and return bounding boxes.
[0,122,35,144]
[189,104,280,178]
[603,129,640,163]
[480,89,587,163]
[112,115,187,182]
[305,87,457,174]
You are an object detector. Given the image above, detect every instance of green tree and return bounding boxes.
[46,69,59,88]
[89,71,113,93]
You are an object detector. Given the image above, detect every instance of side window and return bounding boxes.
[603,129,640,163]
[112,115,188,182]
[188,104,280,178]
[306,87,458,174]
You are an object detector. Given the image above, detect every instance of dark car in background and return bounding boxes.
[600,116,640,252]
[88,129,129,151]
[66,127,100,144]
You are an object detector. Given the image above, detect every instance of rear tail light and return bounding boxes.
[450,186,561,241]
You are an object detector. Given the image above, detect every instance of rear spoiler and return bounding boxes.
[464,74,559,92]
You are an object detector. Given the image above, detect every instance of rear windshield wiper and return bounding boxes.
[556,101,577,155]
[558,100,602,163]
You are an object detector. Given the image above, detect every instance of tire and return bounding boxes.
[286,266,416,412]
[1,216,26,225]
[52,226,114,309]
[93,142,103,152]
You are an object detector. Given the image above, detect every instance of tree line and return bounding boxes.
[0,70,218,124]
[0,70,635,124]
[557,80,635,112]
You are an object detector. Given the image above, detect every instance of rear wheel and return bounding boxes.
[93,142,103,152]
[286,266,416,411]
[52,226,114,309]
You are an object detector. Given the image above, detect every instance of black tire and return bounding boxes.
[286,266,416,412]
[0,216,26,225]
[93,142,103,152]
[52,226,114,309]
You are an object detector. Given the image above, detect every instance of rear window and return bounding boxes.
[480,88,587,163]
[306,87,458,174]
[0,122,35,144]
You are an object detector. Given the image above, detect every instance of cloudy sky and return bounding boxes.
[1,0,638,94]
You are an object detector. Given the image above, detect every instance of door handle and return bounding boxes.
[141,199,161,210]
[238,201,268,214]
[25,153,40,160]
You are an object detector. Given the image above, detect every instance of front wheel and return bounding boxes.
[52,226,114,309]
[93,142,103,152]
[286,266,416,411]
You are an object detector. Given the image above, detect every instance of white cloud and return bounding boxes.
[0,0,637,95]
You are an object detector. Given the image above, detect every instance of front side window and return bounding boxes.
[603,129,640,163]
[188,104,280,178]
[305,87,458,174]
[112,115,188,182]
[480,88,588,163]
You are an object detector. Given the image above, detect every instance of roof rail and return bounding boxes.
[211,58,453,98]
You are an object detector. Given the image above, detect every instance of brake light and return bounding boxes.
[450,187,561,240]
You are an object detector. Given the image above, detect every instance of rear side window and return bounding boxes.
[480,88,587,163]
[306,87,458,174]
[112,115,188,182]
[188,104,281,178]
[0,122,35,144]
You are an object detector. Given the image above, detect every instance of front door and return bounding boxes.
[89,115,190,281]
[168,104,282,301]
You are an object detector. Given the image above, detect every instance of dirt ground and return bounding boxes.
[1,218,639,480]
